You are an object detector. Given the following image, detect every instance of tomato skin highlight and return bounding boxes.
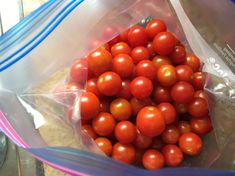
[111,42,131,56]
[136,106,165,137]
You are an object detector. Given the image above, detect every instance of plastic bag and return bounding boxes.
[0,0,235,175]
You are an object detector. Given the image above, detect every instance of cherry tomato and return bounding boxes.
[176,65,194,82]
[169,46,186,64]
[184,54,201,72]
[92,112,115,136]
[193,72,206,90]
[130,97,152,115]
[128,25,148,47]
[136,106,165,137]
[146,42,155,57]
[110,98,132,121]
[146,19,166,39]
[162,145,183,167]
[80,92,100,120]
[87,48,112,76]
[142,149,165,170]
[85,78,103,98]
[174,102,188,114]
[171,81,195,104]
[70,59,90,84]
[190,115,212,135]
[194,90,208,100]
[97,72,122,96]
[178,121,191,134]
[188,97,208,118]
[95,137,113,156]
[131,46,150,64]
[150,137,165,150]
[82,124,97,140]
[153,32,177,55]
[157,65,177,87]
[152,55,172,71]
[133,129,152,149]
[112,54,134,78]
[157,102,177,125]
[108,35,120,47]
[119,29,129,42]
[153,85,172,103]
[161,125,180,144]
[179,132,203,156]
[136,60,157,79]
[114,121,137,144]
[111,42,131,56]
[112,143,136,164]
[100,98,111,112]
[130,76,153,99]
[116,80,132,99]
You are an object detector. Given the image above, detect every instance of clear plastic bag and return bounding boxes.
[0,0,235,175]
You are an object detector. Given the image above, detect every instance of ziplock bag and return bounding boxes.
[0,0,235,175]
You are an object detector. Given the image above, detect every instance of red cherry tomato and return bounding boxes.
[146,42,155,57]
[130,97,152,115]
[130,76,153,99]
[176,65,194,82]
[136,106,165,137]
[178,121,191,134]
[133,129,152,149]
[153,85,172,103]
[99,98,111,112]
[162,145,183,167]
[190,115,212,135]
[112,143,136,164]
[174,102,188,114]
[97,72,122,96]
[142,149,165,170]
[146,19,167,39]
[111,42,131,56]
[171,81,195,104]
[70,59,90,84]
[184,54,201,72]
[82,124,97,140]
[136,60,157,80]
[157,102,177,125]
[193,72,206,90]
[119,29,129,42]
[116,80,132,99]
[188,97,208,118]
[161,125,180,144]
[128,25,148,47]
[114,121,137,144]
[95,137,113,156]
[153,32,177,55]
[157,65,177,87]
[87,48,112,76]
[152,55,172,71]
[110,98,132,121]
[194,90,208,100]
[150,137,165,150]
[169,46,186,64]
[85,78,103,98]
[112,54,134,78]
[92,112,115,136]
[131,46,150,64]
[80,92,100,120]
[179,132,203,156]
[108,35,120,47]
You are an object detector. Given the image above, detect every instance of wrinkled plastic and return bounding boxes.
[0,0,235,175]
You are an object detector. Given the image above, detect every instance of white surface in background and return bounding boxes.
[0,0,21,34]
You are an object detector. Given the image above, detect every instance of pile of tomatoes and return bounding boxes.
[59,19,213,170]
